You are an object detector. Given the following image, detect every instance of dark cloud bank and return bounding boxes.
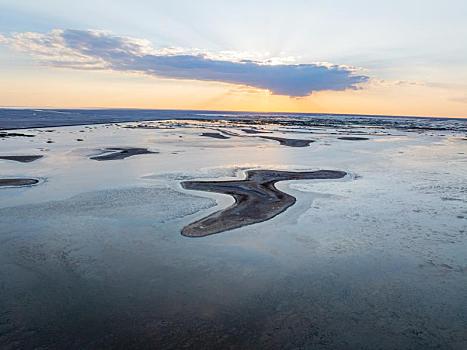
[5,29,369,96]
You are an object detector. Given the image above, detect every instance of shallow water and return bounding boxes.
[0,119,466,349]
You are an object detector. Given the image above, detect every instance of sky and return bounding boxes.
[0,0,466,117]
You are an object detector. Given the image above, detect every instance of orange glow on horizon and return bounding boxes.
[1,68,466,118]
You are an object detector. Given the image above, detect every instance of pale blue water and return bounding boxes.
[0,116,466,349]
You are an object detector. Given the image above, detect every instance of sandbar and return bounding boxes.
[90,147,156,161]
[338,136,370,141]
[181,169,346,237]
[0,178,39,187]
[200,132,230,139]
[241,128,270,134]
[0,155,43,163]
[259,136,315,147]
[0,132,35,138]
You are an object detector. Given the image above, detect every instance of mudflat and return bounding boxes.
[181,169,346,237]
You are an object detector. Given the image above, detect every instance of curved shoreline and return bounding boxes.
[181,169,346,237]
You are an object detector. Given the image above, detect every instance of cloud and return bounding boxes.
[370,79,425,88]
[2,29,369,97]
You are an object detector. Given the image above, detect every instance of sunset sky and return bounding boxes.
[1,0,466,117]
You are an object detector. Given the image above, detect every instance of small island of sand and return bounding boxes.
[90,147,156,161]
[0,155,43,163]
[181,169,346,237]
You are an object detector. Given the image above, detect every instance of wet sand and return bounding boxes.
[338,136,370,141]
[200,132,230,139]
[0,155,43,163]
[241,128,270,134]
[90,147,156,161]
[259,136,315,147]
[181,170,346,237]
[0,178,39,187]
[212,129,315,147]
[214,128,242,137]
[125,124,176,130]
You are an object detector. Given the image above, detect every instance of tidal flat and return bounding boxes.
[0,115,466,349]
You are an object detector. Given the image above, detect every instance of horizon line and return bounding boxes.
[0,105,464,121]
